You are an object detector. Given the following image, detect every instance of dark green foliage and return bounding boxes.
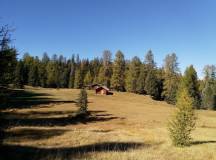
[136,64,147,94]
[168,86,197,147]
[38,62,47,88]
[68,55,76,88]
[0,26,17,86]
[162,53,180,104]
[111,50,126,91]
[126,56,141,93]
[101,50,112,88]
[163,76,179,104]
[202,79,216,110]
[39,52,50,87]
[76,89,88,114]
[144,50,156,68]
[144,70,160,99]
[46,61,57,87]
[183,65,201,108]
[84,71,92,85]
[74,68,83,89]
[28,58,40,86]
[14,61,24,88]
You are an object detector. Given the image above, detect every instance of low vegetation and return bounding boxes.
[1,87,216,160]
[168,87,197,147]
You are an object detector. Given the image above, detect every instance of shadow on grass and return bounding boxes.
[191,140,216,145]
[2,110,121,128]
[0,89,76,109]
[4,128,68,141]
[1,142,147,160]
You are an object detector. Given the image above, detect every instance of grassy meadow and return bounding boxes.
[1,86,216,160]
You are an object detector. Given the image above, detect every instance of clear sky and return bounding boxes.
[1,0,216,78]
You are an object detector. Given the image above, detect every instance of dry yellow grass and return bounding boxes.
[2,86,216,160]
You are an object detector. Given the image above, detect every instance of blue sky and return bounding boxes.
[1,0,216,78]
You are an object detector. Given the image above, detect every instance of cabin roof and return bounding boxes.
[95,86,110,91]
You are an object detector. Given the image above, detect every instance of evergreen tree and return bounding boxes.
[102,50,112,87]
[136,64,148,94]
[76,89,88,115]
[168,86,197,147]
[202,65,216,110]
[162,53,180,104]
[68,55,76,88]
[84,70,92,85]
[143,50,160,98]
[22,53,33,84]
[74,68,82,89]
[203,65,216,80]
[111,50,125,91]
[0,26,17,86]
[183,65,201,108]
[39,52,50,87]
[14,60,24,88]
[144,50,156,69]
[145,70,160,99]
[28,57,40,86]
[46,61,57,87]
[98,66,105,84]
[126,56,141,92]
[202,80,216,110]
[38,62,47,87]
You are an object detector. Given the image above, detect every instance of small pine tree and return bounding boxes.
[168,87,197,147]
[76,89,88,115]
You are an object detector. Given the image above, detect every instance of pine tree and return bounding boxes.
[202,79,216,110]
[22,53,33,84]
[84,70,92,85]
[28,58,40,86]
[74,68,82,89]
[98,66,105,85]
[143,50,160,98]
[14,61,24,88]
[144,50,156,69]
[38,62,47,88]
[46,61,56,87]
[126,56,141,92]
[111,50,125,91]
[145,70,160,99]
[0,26,17,86]
[68,55,76,88]
[183,65,201,108]
[136,64,147,94]
[162,53,180,104]
[102,50,112,87]
[76,89,88,115]
[38,52,49,87]
[168,86,197,147]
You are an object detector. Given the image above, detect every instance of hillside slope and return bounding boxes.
[2,87,216,160]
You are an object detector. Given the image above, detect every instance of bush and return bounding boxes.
[168,88,197,147]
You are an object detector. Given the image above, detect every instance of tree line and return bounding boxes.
[1,25,216,110]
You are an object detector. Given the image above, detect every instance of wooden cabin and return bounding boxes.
[95,86,113,95]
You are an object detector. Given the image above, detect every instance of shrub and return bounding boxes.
[168,87,197,147]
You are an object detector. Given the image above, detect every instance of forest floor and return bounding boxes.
[1,86,216,160]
